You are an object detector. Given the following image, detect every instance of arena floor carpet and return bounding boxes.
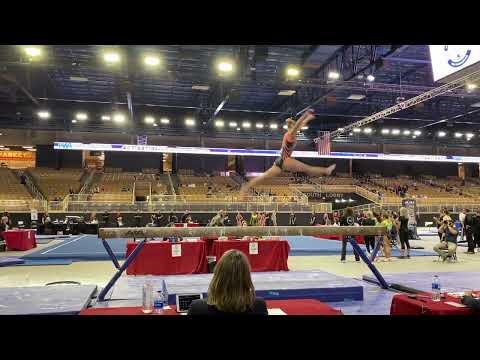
[364,271,480,294]
[22,234,436,261]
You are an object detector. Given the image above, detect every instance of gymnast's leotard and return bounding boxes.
[274,131,296,170]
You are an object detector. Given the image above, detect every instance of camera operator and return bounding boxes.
[464,209,476,254]
[433,218,458,262]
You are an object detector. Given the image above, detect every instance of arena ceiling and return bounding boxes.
[0,45,480,145]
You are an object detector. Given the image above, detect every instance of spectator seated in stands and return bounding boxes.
[433,218,458,262]
[188,249,268,315]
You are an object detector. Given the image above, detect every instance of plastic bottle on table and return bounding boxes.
[432,275,441,302]
[142,278,154,313]
[153,289,164,314]
[162,279,168,308]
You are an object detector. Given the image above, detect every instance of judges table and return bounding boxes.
[390,292,478,315]
[125,241,208,275]
[2,229,37,251]
[79,299,343,315]
[212,239,290,272]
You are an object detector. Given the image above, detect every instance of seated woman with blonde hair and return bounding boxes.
[188,249,268,315]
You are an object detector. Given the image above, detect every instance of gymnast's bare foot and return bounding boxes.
[325,164,336,176]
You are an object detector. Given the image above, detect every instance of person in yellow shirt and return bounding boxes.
[379,213,393,262]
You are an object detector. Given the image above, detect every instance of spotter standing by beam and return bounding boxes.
[239,109,336,197]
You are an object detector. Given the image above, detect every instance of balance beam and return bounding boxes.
[98,225,386,239]
[97,225,389,301]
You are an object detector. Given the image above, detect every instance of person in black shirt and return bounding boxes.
[362,211,376,254]
[340,207,360,263]
[473,209,480,252]
[134,211,142,227]
[461,292,480,311]
[289,212,296,226]
[397,207,411,259]
[167,212,178,226]
[188,249,268,315]
[156,212,167,227]
[102,211,109,227]
[309,211,317,226]
[464,209,475,254]
[181,210,190,224]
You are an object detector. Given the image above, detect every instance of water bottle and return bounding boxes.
[153,290,164,314]
[432,275,441,302]
[142,278,154,313]
[162,279,169,307]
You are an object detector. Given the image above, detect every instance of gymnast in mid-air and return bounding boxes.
[240,109,336,197]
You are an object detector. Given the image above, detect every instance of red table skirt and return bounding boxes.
[390,293,476,316]
[79,299,342,315]
[212,240,290,272]
[2,230,37,251]
[317,234,365,245]
[174,223,200,227]
[125,241,208,275]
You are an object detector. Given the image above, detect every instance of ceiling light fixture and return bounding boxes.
[328,71,340,80]
[392,129,400,135]
[256,123,264,129]
[103,52,120,64]
[160,118,170,124]
[144,55,160,66]
[217,61,233,73]
[242,122,251,129]
[75,113,88,121]
[185,118,195,126]
[24,46,42,57]
[144,116,155,124]
[37,111,50,119]
[269,123,278,129]
[113,113,126,123]
[215,120,225,128]
[286,66,300,78]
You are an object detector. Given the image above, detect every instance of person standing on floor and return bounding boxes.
[340,207,360,263]
[473,209,480,253]
[379,212,393,262]
[249,211,258,226]
[362,211,376,255]
[271,210,277,227]
[289,211,296,226]
[309,210,317,226]
[236,212,244,227]
[464,209,475,254]
[459,209,466,242]
[397,207,411,259]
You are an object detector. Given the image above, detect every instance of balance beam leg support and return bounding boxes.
[97,239,147,302]
[348,237,389,290]
[101,238,120,270]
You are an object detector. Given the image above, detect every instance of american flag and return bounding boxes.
[315,131,331,156]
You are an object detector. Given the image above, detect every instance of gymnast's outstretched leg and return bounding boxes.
[283,158,336,177]
[239,165,282,197]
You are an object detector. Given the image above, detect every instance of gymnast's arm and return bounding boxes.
[289,109,315,135]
